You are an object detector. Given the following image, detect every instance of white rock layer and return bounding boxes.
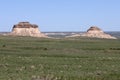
[11,27,47,37]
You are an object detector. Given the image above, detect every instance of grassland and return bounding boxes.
[0,36,120,80]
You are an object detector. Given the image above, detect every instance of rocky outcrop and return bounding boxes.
[9,22,47,37]
[86,26,104,34]
[66,26,117,39]
[81,26,117,39]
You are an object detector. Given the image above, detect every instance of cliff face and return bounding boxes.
[81,26,117,39]
[10,22,47,37]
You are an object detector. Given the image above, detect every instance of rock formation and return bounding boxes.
[9,22,47,37]
[66,26,117,39]
[81,26,117,39]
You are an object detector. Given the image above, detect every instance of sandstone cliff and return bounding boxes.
[9,22,47,37]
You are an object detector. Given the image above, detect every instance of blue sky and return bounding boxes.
[0,0,120,32]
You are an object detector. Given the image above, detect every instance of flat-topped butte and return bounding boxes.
[9,22,47,38]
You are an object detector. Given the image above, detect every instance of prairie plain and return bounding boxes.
[0,36,120,80]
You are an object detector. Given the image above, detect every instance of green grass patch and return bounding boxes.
[0,36,120,80]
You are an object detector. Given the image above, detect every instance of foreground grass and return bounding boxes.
[0,36,120,80]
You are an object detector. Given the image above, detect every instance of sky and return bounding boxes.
[0,0,120,32]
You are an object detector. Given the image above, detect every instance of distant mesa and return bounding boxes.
[9,22,47,38]
[81,26,117,39]
[67,26,117,39]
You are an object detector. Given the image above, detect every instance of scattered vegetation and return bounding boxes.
[0,36,120,80]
